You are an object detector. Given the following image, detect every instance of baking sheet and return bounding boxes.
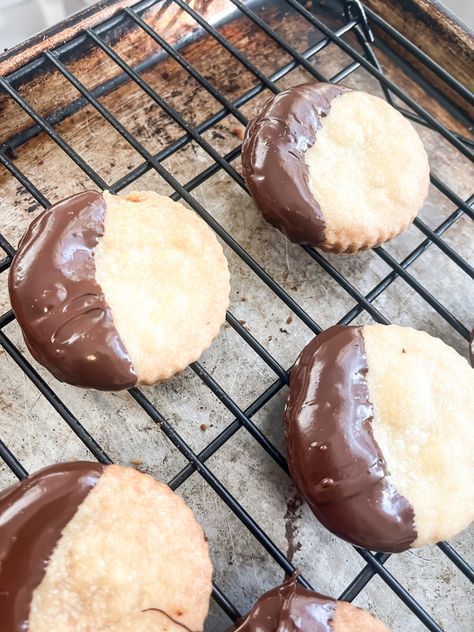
[0,1,472,630]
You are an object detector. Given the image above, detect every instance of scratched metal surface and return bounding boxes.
[0,1,473,630]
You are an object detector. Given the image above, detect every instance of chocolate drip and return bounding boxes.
[241,82,348,246]
[0,461,104,631]
[8,191,137,390]
[226,575,335,632]
[285,326,416,553]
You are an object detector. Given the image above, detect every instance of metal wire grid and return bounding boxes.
[0,0,472,629]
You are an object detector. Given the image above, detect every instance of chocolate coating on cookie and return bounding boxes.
[0,461,104,631]
[285,326,416,552]
[226,575,335,631]
[241,83,348,246]
[8,191,137,390]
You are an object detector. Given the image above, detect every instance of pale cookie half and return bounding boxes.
[0,462,213,632]
[226,574,390,631]
[9,190,230,390]
[96,191,230,384]
[242,82,429,253]
[285,324,474,552]
[364,324,474,547]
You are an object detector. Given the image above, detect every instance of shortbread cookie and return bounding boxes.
[226,574,389,631]
[0,461,212,632]
[242,83,430,253]
[285,324,474,552]
[9,190,230,389]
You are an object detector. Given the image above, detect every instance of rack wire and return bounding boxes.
[0,0,473,629]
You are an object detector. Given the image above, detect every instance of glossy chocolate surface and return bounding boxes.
[241,82,348,246]
[8,191,137,390]
[0,461,104,631]
[226,575,335,632]
[285,326,416,553]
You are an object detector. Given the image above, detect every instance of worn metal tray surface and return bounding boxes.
[0,1,473,630]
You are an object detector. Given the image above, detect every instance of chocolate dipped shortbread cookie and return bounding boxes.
[284,324,474,552]
[9,190,230,390]
[226,575,389,632]
[242,83,430,253]
[0,461,212,632]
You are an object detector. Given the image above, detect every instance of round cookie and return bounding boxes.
[8,190,230,390]
[242,83,430,253]
[226,574,390,631]
[0,461,213,632]
[284,324,474,552]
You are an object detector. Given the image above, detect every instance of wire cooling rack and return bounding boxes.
[0,0,473,630]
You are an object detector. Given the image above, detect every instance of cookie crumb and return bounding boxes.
[130,458,142,466]
[212,130,225,141]
[241,296,248,302]
[239,319,246,326]
[231,127,244,140]
[402,348,406,353]
[286,315,293,325]
[200,423,208,432]
[267,335,273,342]
[279,328,289,334]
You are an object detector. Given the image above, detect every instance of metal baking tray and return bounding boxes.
[0,0,472,630]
